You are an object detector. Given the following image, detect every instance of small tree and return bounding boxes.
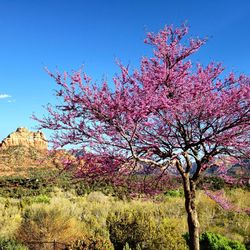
[34,25,250,250]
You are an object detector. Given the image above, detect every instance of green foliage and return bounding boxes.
[0,238,28,250]
[107,204,187,250]
[30,194,50,204]
[164,189,184,197]
[123,242,132,250]
[0,199,22,238]
[200,232,246,250]
[196,190,250,245]
[16,203,84,245]
[68,235,114,250]
[0,174,250,249]
[198,176,226,190]
[0,169,131,199]
[226,188,250,211]
[0,174,52,198]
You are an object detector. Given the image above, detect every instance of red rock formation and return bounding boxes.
[0,127,47,151]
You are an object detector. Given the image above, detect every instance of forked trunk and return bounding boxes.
[182,175,200,250]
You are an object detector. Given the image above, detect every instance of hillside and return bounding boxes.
[0,127,75,176]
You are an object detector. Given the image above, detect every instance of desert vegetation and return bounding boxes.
[0,169,249,249]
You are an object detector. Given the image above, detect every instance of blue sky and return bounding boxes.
[0,0,250,141]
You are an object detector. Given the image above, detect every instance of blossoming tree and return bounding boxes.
[34,25,250,250]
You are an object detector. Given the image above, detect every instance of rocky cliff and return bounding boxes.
[0,127,47,151]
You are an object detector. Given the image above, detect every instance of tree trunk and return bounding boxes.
[182,175,200,250]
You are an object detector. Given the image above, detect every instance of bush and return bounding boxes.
[152,218,188,250]
[68,235,114,250]
[198,176,226,190]
[16,203,84,248]
[200,232,246,250]
[164,189,184,197]
[86,191,110,203]
[0,175,52,198]
[30,194,50,204]
[0,200,22,238]
[107,204,187,250]
[0,188,249,249]
[0,238,28,250]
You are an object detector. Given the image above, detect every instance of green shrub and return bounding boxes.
[0,200,22,238]
[0,185,249,249]
[30,194,50,204]
[0,238,28,250]
[0,175,53,198]
[198,176,226,190]
[86,191,110,203]
[200,232,246,250]
[107,205,187,250]
[16,203,84,247]
[164,189,184,197]
[123,242,132,250]
[68,235,114,250]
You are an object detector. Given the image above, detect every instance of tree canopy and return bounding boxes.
[34,24,250,250]
[35,25,249,180]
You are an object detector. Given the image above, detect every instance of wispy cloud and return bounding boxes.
[0,94,11,99]
[7,99,16,103]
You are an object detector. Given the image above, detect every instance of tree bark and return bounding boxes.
[182,174,200,250]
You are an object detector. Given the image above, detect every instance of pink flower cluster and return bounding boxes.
[205,189,250,215]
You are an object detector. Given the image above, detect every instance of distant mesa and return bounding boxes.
[0,127,48,151]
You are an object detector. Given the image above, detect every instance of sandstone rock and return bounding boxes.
[0,127,47,151]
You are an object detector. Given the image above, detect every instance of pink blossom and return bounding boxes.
[34,24,250,192]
